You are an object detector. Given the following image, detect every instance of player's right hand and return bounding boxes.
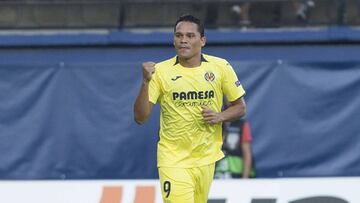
[142,62,156,82]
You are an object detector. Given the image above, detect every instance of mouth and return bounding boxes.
[179,47,190,51]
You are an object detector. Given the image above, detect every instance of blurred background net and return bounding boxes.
[0,0,358,29]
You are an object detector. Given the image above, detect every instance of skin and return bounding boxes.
[241,141,252,178]
[173,21,206,68]
[134,20,246,125]
[133,61,155,124]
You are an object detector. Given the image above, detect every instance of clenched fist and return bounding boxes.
[202,106,224,125]
[142,62,156,82]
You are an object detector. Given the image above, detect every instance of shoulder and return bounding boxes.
[155,56,177,71]
[202,54,229,67]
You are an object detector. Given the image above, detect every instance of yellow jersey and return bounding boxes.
[149,54,245,168]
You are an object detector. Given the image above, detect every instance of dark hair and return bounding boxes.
[174,14,205,37]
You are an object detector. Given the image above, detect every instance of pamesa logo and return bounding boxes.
[172,90,214,100]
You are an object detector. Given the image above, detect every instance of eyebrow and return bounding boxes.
[174,32,196,35]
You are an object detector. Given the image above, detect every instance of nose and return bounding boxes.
[179,36,188,44]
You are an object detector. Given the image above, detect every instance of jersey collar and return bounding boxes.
[173,54,208,66]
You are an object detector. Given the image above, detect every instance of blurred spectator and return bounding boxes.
[335,0,346,25]
[192,2,219,28]
[204,2,220,28]
[292,0,315,22]
[230,3,252,27]
[215,118,256,179]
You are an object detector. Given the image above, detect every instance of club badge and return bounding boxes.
[204,71,215,82]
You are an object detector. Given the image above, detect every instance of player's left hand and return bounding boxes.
[201,106,223,125]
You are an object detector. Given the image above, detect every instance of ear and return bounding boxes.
[201,36,206,47]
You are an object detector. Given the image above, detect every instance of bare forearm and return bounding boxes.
[219,97,246,122]
[242,153,252,178]
[134,81,152,124]
[202,97,246,125]
[241,143,252,178]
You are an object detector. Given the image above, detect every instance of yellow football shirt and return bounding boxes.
[149,54,245,168]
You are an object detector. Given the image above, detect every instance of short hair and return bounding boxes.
[174,14,205,37]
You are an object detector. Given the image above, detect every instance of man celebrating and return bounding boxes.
[134,14,246,203]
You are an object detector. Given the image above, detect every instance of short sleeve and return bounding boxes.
[222,62,245,102]
[148,67,162,104]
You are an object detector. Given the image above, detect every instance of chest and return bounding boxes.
[161,69,221,93]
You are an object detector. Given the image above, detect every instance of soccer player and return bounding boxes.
[134,14,246,203]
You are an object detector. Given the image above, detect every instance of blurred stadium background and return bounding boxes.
[1,0,360,202]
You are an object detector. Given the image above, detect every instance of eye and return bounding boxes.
[176,32,184,37]
[187,33,195,38]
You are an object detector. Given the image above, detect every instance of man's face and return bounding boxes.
[173,21,206,60]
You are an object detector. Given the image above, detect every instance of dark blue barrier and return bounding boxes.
[1,37,360,179]
[234,60,360,177]
[1,26,360,47]
[0,59,159,179]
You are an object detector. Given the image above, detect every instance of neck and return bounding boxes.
[179,53,202,68]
